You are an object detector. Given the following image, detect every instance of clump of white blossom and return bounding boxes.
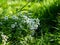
[22,15,40,30]
[1,33,8,45]
[11,22,18,28]
[3,14,40,30]
[0,13,40,45]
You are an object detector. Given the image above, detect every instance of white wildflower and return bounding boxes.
[1,34,8,41]
[11,24,15,28]
[36,18,40,25]
[30,24,38,30]
[26,18,31,24]
[26,18,40,30]
[12,15,18,20]
[1,33,8,45]
[20,15,40,30]
[29,19,39,30]
[30,27,35,30]
[4,16,8,20]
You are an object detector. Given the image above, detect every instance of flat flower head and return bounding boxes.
[4,16,8,20]
[26,18,40,30]
[11,24,15,28]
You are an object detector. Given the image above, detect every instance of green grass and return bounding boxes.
[0,0,60,45]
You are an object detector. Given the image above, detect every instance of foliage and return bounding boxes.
[0,0,60,45]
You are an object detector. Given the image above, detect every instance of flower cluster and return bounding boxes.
[0,14,40,45]
[1,33,8,45]
[22,15,40,30]
[3,15,40,30]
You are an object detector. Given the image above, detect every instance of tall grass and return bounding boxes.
[0,0,60,45]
